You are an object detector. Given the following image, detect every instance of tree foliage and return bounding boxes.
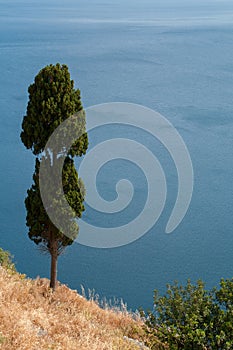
[141,279,233,349]
[25,156,85,253]
[21,63,88,156]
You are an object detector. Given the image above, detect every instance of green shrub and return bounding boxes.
[0,247,15,271]
[141,279,233,349]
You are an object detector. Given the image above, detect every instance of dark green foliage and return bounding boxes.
[21,63,88,290]
[25,156,85,254]
[141,279,233,349]
[21,63,88,156]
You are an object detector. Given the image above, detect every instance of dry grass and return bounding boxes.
[0,266,151,350]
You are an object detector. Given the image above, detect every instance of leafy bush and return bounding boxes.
[141,279,233,349]
[0,248,15,271]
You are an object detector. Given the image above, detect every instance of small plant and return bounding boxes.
[0,247,15,271]
[0,332,5,344]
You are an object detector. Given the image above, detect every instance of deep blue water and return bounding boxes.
[1,0,233,310]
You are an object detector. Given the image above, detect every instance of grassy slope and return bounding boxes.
[0,266,165,350]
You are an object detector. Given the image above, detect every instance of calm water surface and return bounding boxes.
[1,0,233,309]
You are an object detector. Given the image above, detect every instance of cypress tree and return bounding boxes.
[21,63,88,290]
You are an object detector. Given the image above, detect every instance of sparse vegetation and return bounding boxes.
[0,263,159,350]
[5,243,233,350]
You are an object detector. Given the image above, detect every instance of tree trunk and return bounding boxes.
[50,250,57,291]
[49,233,58,291]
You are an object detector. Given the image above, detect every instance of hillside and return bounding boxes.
[0,266,165,350]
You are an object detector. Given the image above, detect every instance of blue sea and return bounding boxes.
[1,0,233,310]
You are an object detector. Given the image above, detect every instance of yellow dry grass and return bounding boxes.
[0,266,147,350]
